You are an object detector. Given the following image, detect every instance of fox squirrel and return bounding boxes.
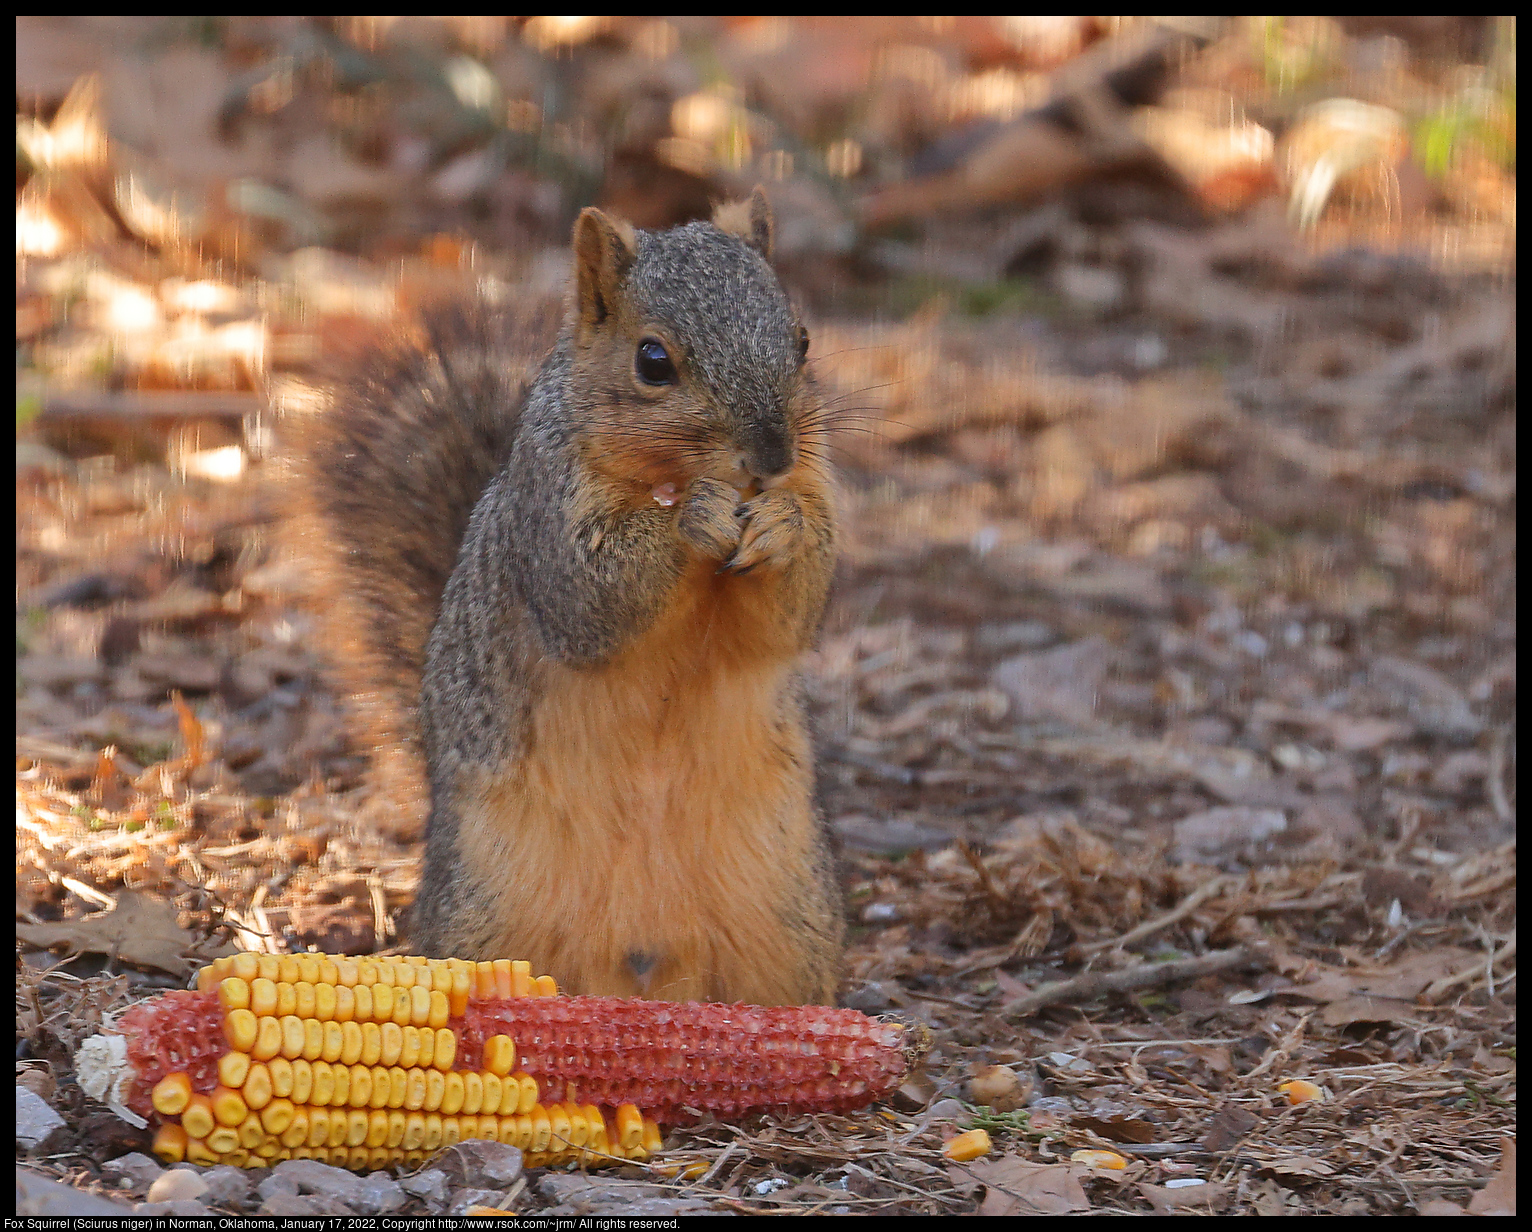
[296,189,844,1005]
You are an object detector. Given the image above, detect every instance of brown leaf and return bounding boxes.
[1072,1115,1156,1144]
[1139,1180,1229,1214]
[967,1156,1092,1216]
[1468,1138,1515,1216]
[1320,995,1419,1027]
[1259,1156,1337,1179]
[14,890,231,977]
[1201,1103,1259,1153]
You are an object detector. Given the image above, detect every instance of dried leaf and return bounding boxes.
[1202,1103,1260,1153]
[967,1156,1092,1216]
[1468,1138,1516,1216]
[14,890,231,977]
[1140,1179,1229,1213]
[1320,995,1419,1028]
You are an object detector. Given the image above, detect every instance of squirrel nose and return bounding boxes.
[741,440,795,482]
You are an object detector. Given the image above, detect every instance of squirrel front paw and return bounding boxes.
[719,489,806,575]
[675,476,744,561]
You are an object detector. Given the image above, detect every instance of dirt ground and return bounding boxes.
[17,16,1516,1216]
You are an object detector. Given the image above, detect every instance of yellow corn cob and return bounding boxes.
[92,951,924,1173]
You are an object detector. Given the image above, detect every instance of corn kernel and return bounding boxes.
[206,1126,241,1155]
[331,1064,350,1108]
[315,983,337,1023]
[348,1065,372,1108]
[442,1071,465,1116]
[511,960,533,997]
[449,968,471,1017]
[334,985,356,1024]
[260,1098,296,1136]
[186,1136,220,1167]
[279,1015,305,1060]
[353,985,373,1024]
[275,982,297,1018]
[379,1021,402,1068]
[403,1112,427,1151]
[281,1109,311,1150]
[396,962,419,990]
[254,1138,283,1161]
[255,954,280,982]
[565,1103,590,1148]
[408,984,432,1027]
[463,1072,484,1116]
[424,1068,446,1113]
[428,989,450,1030]
[424,1114,444,1152]
[514,1073,538,1115]
[370,1065,392,1110]
[334,958,359,987]
[182,1093,216,1140]
[151,1072,193,1117]
[277,955,300,984]
[616,1104,643,1151]
[231,952,260,982]
[387,1110,407,1149]
[434,1027,457,1072]
[367,1109,390,1149]
[268,1057,294,1099]
[1280,1080,1325,1105]
[386,1065,408,1110]
[475,962,496,999]
[294,982,317,1021]
[152,1122,188,1164]
[219,977,251,1013]
[326,1110,349,1149]
[483,1035,516,1077]
[399,1026,421,1070]
[1070,1148,1128,1170]
[548,1104,572,1150]
[322,1020,344,1064]
[346,1144,369,1169]
[238,1113,265,1150]
[584,1105,607,1153]
[391,992,412,1028]
[529,1106,551,1153]
[340,1020,363,1066]
[944,1129,992,1162]
[212,1085,248,1127]
[291,1060,313,1106]
[249,977,278,1017]
[533,975,558,997]
[345,1109,369,1148]
[360,1022,382,1067]
[475,1114,501,1143]
[225,1008,258,1053]
[242,1062,273,1111]
[317,957,338,985]
[218,1051,251,1090]
[252,1016,283,1062]
[368,1146,392,1171]
[488,959,511,998]
[641,1120,663,1156]
[402,1068,426,1111]
[308,1109,331,1149]
[441,1116,462,1148]
[373,984,395,1023]
[310,1061,335,1107]
[296,954,320,984]
[481,1073,504,1116]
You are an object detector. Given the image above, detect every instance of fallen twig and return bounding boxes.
[1000,946,1264,1018]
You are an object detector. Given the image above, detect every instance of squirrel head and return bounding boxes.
[569,188,816,496]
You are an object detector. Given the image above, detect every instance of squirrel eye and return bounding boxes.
[797,325,810,361]
[635,337,677,386]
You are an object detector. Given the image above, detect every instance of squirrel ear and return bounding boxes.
[573,207,637,334]
[712,186,773,260]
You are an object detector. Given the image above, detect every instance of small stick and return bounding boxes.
[1000,946,1263,1018]
[1082,875,1236,954]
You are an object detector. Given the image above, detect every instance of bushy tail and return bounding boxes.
[290,296,560,837]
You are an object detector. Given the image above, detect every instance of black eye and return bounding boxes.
[797,325,810,361]
[635,337,677,386]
